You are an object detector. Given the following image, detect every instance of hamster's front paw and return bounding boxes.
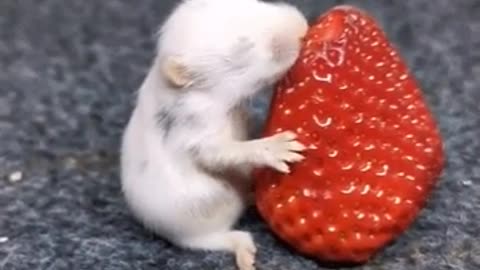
[258,131,306,173]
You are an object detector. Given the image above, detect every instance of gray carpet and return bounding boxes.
[0,0,479,269]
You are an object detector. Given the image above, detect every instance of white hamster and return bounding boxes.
[120,0,308,269]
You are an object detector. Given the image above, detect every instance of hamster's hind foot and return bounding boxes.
[177,230,257,270]
[233,231,257,270]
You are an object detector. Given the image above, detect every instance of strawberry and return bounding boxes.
[254,5,444,264]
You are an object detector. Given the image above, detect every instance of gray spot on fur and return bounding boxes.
[227,37,255,70]
[139,160,148,172]
[155,108,175,138]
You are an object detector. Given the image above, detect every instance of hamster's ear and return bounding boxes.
[161,56,193,88]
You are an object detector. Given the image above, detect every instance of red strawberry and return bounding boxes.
[254,5,444,264]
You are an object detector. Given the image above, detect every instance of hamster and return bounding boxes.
[120,0,308,269]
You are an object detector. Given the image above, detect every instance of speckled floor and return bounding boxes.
[0,1,479,269]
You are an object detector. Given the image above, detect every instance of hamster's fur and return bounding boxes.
[120,0,308,269]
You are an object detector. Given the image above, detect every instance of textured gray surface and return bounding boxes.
[0,0,479,269]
